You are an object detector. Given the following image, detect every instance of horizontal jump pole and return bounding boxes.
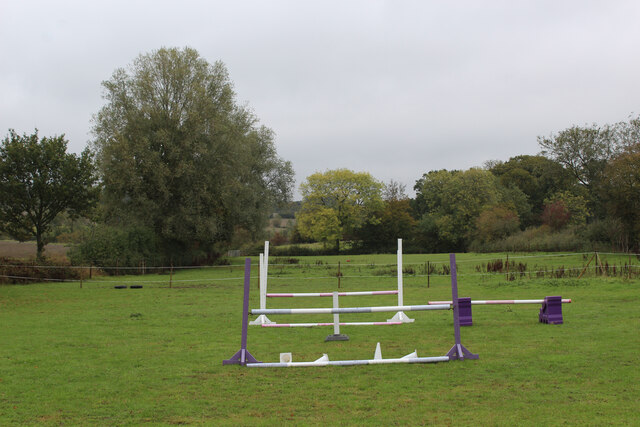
[261,321,403,328]
[246,356,450,368]
[267,290,398,297]
[428,299,572,305]
[251,304,451,316]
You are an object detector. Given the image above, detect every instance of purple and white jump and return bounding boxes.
[225,254,478,368]
[251,239,414,326]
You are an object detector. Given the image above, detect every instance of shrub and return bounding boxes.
[0,258,82,284]
[469,225,589,252]
[68,225,163,272]
[474,206,520,243]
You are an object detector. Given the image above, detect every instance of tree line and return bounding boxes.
[1,46,638,266]
[290,115,640,254]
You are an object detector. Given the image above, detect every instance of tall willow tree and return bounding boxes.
[92,47,293,258]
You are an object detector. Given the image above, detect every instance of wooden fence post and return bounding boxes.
[506,254,509,280]
[169,263,173,288]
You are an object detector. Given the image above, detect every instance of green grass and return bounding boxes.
[1,252,638,425]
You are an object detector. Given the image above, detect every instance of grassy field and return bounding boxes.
[1,252,638,425]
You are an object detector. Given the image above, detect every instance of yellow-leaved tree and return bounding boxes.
[296,169,383,251]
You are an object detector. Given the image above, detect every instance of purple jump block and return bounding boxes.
[539,296,563,325]
[458,297,472,326]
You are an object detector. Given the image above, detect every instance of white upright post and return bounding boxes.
[325,291,349,341]
[259,253,266,310]
[250,241,273,325]
[332,292,341,336]
[388,238,414,323]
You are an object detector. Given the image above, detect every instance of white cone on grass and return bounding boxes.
[401,350,418,359]
[374,342,382,360]
[314,354,329,362]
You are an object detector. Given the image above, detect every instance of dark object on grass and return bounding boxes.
[130,285,143,289]
[325,334,349,342]
[114,285,127,289]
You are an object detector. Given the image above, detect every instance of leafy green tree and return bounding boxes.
[92,47,293,259]
[601,149,640,250]
[614,114,640,151]
[538,124,615,189]
[413,168,529,250]
[537,123,620,219]
[488,155,573,225]
[543,191,590,227]
[296,169,383,251]
[0,130,99,260]
[357,180,416,251]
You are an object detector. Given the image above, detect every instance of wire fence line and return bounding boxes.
[2,263,638,286]
[0,263,250,270]
[0,251,637,271]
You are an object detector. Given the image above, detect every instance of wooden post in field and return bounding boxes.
[578,253,595,279]
[505,254,509,280]
[427,260,430,288]
[169,263,173,288]
[598,252,607,277]
[337,261,341,289]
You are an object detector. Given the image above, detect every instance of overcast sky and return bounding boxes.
[2,1,639,198]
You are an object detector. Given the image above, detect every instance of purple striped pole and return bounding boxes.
[267,290,398,297]
[446,253,478,361]
[429,299,572,305]
[223,258,261,366]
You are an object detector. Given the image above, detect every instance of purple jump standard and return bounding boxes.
[539,296,564,324]
[223,258,261,366]
[446,253,479,361]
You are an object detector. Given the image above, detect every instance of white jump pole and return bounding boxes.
[249,242,273,325]
[388,239,414,323]
[261,321,403,327]
[246,343,450,368]
[268,290,398,297]
[251,303,451,315]
[428,299,572,305]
